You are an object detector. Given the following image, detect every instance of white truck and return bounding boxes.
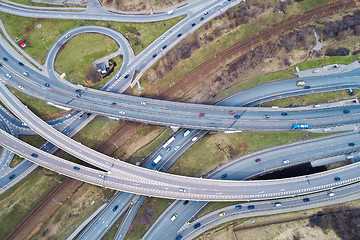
[167,10,174,15]
[152,155,162,166]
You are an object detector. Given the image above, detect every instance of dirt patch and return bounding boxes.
[32,0,86,6]
[100,0,185,12]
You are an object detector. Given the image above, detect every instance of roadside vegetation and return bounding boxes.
[8,87,66,119]
[101,0,185,12]
[0,168,62,240]
[7,0,82,7]
[125,197,174,240]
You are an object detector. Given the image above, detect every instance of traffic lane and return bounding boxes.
[181,182,360,239]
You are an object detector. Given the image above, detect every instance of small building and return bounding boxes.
[95,62,108,74]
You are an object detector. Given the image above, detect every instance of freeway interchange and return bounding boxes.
[0,0,360,239]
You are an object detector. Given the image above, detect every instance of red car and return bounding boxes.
[199,113,205,116]
[229,111,235,114]
[255,158,261,162]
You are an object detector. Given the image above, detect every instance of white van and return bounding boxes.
[171,213,178,221]
[167,10,174,15]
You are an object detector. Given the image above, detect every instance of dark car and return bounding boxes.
[9,174,15,180]
[234,115,240,119]
[221,173,228,178]
[161,45,167,50]
[349,142,355,146]
[111,102,117,106]
[183,200,189,205]
[152,53,157,58]
[334,177,341,181]
[255,158,261,162]
[113,205,118,211]
[74,166,80,170]
[79,114,84,119]
[281,112,288,116]
[44,83,50,87]
[124,74,129,79]
[76,94,81,98]
[303,198,310,202]
[75,89,81,93]
[248,205,255,210]
[18,62,24,66]
[177,33,182,37]
[343,109,350,114]
[264,115,269,119]
[235,205,242,210]
[0,63,2,67]
[176,235,182,240]
[31,153,38,158]
[166,146,172,152]
[194,223,201,229]
[191,23,196,27]
[200,17,204,21]
[199,113,205,116]
[3,57,8,61]
[304,85,311,89]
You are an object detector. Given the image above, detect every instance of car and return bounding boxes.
[186,221,191,225]
[141,101,146,105]
[115,75,120,79]
[98,174,105,179]
[234,115,240,119]
[74,166,80,170]
[9,174,15,180]
[160,36,165,40]
[229,111,235,114]
[86,113,91,117]
[204,11,208,15]
[111,102,117,106]
[179,188,185,192]
[171,213,178,221]
[18,85,24,90]
[296,81,306,86]
[66,114,71,118]
[152,53,157,58]
[113,205,118,211]
[6,73,11,78]
[200,17,204,21]
[248,205,255,209]
[328,192,335,197]
[192,23,196,27]
[194,223,201,229]
[3,57,8,61]
[343,109,350,114]
[44,83,50,87]
[119,111,126,114]
[192,137,198,142]
[65,34,71,39]
[161,45,167,50]
[31,153,38,158]
[75,89,81,93]
[303,198,310,202]
[183,200,189,205]
[283,160,290,164]
[176,235,182,240]
[76,94,81,98]
[18,62,24,66]
[124,74,129,79]
[166,146,172,152]
[348,142,355,146]
[275,202,282,207]
[174,145,180,151]
[235,205,242,210]
[22,71,29,77]
[264,115,269,119]
[219,212,225,217]
[130,201,134,205]
[221,173,228,178]
[177,33,182,37]
[0,63,2,67]
[281,112,288,116]
[79,114,84,119]
[304,85,311,89]
[199,113,205,116]
[255,158,261,162]
[334,177,341,181]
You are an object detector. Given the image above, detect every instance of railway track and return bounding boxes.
[160,0,358,99]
